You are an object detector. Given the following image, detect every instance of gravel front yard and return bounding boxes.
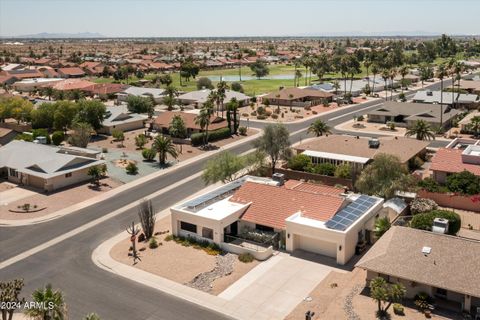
[110,216,259,295]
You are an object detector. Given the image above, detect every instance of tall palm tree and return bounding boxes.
[152,134,178,166]
[332,80,340,96]
[294,69,302,87]
[226,97,239,134]
[389,68,397,101]
[25,284,66,320]
[307,119,331,137]
[195,100,214,147]
[448,58,457,107]
[237,51,243,82]
[436,63,448,127]
[381,69,390,101]
[453,61,464,108]
[371,63,379,94]
[216,81,229,118]
[405,120,436,141]
[339,55,350,98]
[163,85,178,111]
[398,65,409,93]
[364,58,372,88]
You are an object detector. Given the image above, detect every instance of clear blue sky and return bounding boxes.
[1,0,479,37]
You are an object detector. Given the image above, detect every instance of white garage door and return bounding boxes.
[295,235,337,258]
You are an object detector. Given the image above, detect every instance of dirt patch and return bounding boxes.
[113,159,137,168]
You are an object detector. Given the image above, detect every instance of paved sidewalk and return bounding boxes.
[0,131,261,227]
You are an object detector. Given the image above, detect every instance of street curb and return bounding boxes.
[0,131,261,227]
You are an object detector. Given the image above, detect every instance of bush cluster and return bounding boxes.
[410,210,461,235]
[190,127,232,146]
[170,235,222,255]
[238,253,255,263]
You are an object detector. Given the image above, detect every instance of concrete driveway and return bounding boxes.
[0,183,36,206]
[218,252,346,320]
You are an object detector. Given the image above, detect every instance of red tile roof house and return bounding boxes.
[430,138,480,184]
[57,67,86,78]
[170,175,386,264]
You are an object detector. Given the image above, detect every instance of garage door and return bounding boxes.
[295,235,337,258]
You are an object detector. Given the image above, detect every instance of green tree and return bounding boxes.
[195,100,214,147]
[196,77,214,90]
[87,165,106,186]
[74,99,106,131]
[307,119,331,137]
[226,97,239,134]
[355,153,414,199]
[25,284,66,320]
[410,210,461,235]
[334,163,351,178]
[370,277,406,318]
[249,60,270,79]
[51,131,65,146]
[152,134,178,166]
[446,170,480,195]
[287,154,311,171]
[163,85,178,111]
[202,151,245,184]
[135,134,147,149]
[374,217,391,238]
[169,114,187,138]
[112,129,125,147]
[469,116,480,138]
[216,81,229,118]
[405,120,436,141]
[68,122,93,148]
[42,87,55,101]
[126,95,154,117]
[53,100,77,132]
[253,123,291,174]
[0,279,24,320]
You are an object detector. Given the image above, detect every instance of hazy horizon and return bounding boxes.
[1,0,480,38]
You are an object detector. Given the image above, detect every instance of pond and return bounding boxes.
[207,74,296,81]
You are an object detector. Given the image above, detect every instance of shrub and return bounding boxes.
[408,156,424,171]
[164,234,173,241]
[410,210,461,235]
[102,147,108,153]
[231,82,244,93]
[334,164,351,179]
[410,198,438,214]
[265,110,272,117]
[257,106,265,115]
[238,126,247,136]
[311,163,336,176]
[149,237,159,249]
[250,111,257,116]
[32,128,51,144]
[142,148,156,161]
[446,170,480,195]
[51,131,64,146]
[393,303,404,315]
[271,113,278,119]
[356,115,364,121]
[288,154,311,171]
[126,162,138,175]
[241,113,249,117]
[135,134,147,149]
[15,133,34,142]
[196,77,214,90]
[256,115,266,120]
[238,253,254,263]
[190,127,232,146]
[418,178,446,193]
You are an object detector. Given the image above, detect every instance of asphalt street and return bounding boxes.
[0,76,461,319]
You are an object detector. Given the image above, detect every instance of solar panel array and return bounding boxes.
[325,195,378,231]
[183,179,245,208]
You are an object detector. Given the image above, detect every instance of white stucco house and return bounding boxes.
[170,175,391,264]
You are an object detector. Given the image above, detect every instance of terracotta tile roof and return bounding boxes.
[284,180,345,196]
[153,111,227,131]
[229,181,344,229]
[356,226,480,297]
[430,148,480,176]
[83,83,129,95]
[50,79,96,91]
[58,67,85,76]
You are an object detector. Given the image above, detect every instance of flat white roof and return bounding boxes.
[188,197,246,221]
[302,150,370,164]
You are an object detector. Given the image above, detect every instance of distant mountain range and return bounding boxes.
[5,32,105,39]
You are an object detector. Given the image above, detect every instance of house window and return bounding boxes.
[202,227,214,240]
[65,173,72,178]
[255,224,274,232]
[8,168,18,178]
[180,221,197,234]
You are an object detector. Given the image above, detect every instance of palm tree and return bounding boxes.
[374,217,391,238]
[216,80,229,118]
[25,284,66,320]
[307,119,331,137]
[332,80,340,96]
[371,63,379,95]
[237,51,243,81]
[195,100,214,147]
[294,69,302,87]
[448,58,457,108]
[389,68,397,101]
[398,65,409,93]
[339,55,350,98]
[43,87,55,101]
[364,58,372,88]
[469,116,480,138]
[436,63,448,127]
[152,134,178,166]
[163,85,178,111]
[405,120,436,141]
[453,61,464,108]
[381,69,390,101]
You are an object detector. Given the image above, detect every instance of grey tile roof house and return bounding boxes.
[413,90,479,106]
[0,141,105,191]
[116,86,166,103]
[367,101,461,128]
[177,89,250,107]
[356,226,480,312]
[98,105,148,134]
